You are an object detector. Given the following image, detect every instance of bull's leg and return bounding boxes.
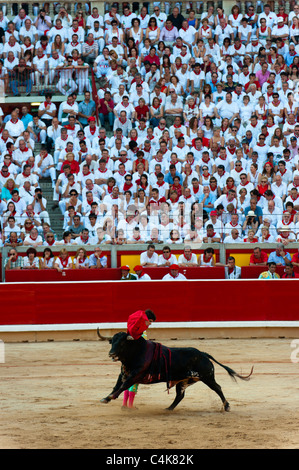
[166,380,196,411]
[103,367,144,402]
[201,375,230,411]
[100,371,125,404]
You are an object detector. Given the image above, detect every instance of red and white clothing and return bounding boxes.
[5,119,25,139]
[55,256,73,269]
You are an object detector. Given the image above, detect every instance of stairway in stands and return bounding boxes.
[34,142,64,240]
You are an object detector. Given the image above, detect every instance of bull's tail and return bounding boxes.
[203,353,253,382]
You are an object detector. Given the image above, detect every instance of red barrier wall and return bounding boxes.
[4,265,286,282]
[1,280,298,326]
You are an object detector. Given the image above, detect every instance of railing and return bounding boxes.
[1,0,293,20]
[5,65,91,97]
[0,0,293,26]
[1,2,90,17]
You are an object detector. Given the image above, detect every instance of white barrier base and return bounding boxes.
[1,321,299,333]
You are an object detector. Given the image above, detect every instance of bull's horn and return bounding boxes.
[97,328,112,341]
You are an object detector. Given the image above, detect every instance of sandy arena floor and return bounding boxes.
[0,337,298,449]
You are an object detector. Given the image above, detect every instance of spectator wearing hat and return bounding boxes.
[162,264,187,280]
[120,265,137,280]
[244,198,263,226]
[242,210,259,236]
[271,17,289,42]
[83,116,99,142]
[276,225,296,245]
[133,265,152,280]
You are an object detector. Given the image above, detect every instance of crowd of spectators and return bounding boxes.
[2,1,299,259]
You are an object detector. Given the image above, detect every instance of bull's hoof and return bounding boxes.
[100,397,111,404]
[165,407,174,411]
[224,402,230,412]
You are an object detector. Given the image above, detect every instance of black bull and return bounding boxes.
[100,332,253,411]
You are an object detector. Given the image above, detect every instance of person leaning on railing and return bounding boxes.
[10,57,33,97]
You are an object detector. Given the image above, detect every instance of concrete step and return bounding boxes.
[39,177,64,237]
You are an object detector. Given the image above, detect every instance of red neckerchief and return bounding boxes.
[282,219,291,226]
[123,182,133,191]
[59,256,70,267]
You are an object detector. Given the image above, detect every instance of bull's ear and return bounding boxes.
[109,339,112,344]
[127,335,134,341]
